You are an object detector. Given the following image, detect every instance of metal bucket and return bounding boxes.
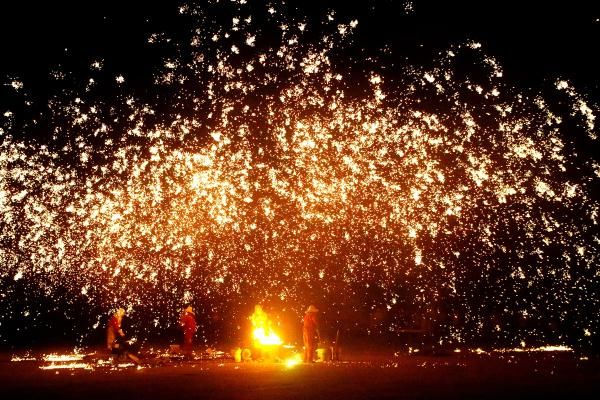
[316,348,327,362]
[233,347,242,362]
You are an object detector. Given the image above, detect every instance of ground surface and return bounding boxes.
[1,346,599,399]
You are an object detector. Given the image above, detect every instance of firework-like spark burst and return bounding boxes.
[0,1,598,349]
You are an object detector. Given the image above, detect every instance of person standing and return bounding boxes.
[180,305,197,352]
[303,305,321,363]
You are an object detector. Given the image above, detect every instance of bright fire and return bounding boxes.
[248,305,304,366]
[250,305,282,347]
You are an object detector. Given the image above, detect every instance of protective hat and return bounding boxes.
[306,305,319,313]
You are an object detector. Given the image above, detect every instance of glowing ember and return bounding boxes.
[494,345,573,353]
[10,355,36,362]
[39,363,93,370]
[285,353,303,368]
[42,353,87,362]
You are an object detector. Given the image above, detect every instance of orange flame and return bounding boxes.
[250,305,282,347]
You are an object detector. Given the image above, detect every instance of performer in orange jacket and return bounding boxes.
[303,305,321,363]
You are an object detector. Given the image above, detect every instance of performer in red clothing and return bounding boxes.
[106,307,140,364]
[180,305,197,351]
[303,305,321,363]
[106,308,126,350]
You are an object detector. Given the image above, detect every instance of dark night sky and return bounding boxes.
[0,1,598,103]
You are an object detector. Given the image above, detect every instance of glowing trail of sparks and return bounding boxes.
[0,0,598,350]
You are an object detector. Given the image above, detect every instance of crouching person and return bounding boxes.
[106,307,141,365]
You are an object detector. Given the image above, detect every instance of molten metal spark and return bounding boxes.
[0,1,598,350]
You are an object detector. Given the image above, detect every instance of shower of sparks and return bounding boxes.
[0,1,598,349]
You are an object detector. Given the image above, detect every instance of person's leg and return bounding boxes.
[303,331,309,362]
[307,339,316,362]
[184,332,193,351]
[121,341,141,365]
[126,351,141,364]
[182,333,193,359]
[110,347,120,364]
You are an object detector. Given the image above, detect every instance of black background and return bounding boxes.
[0,0,598,103]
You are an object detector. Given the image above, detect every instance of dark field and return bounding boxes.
[1,346,599,399]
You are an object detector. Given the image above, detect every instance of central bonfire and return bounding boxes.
[251,305,283,347]
[247,305,301,366]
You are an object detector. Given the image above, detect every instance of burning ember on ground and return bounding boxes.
[0,0,598,351]
[10,351,137,370]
